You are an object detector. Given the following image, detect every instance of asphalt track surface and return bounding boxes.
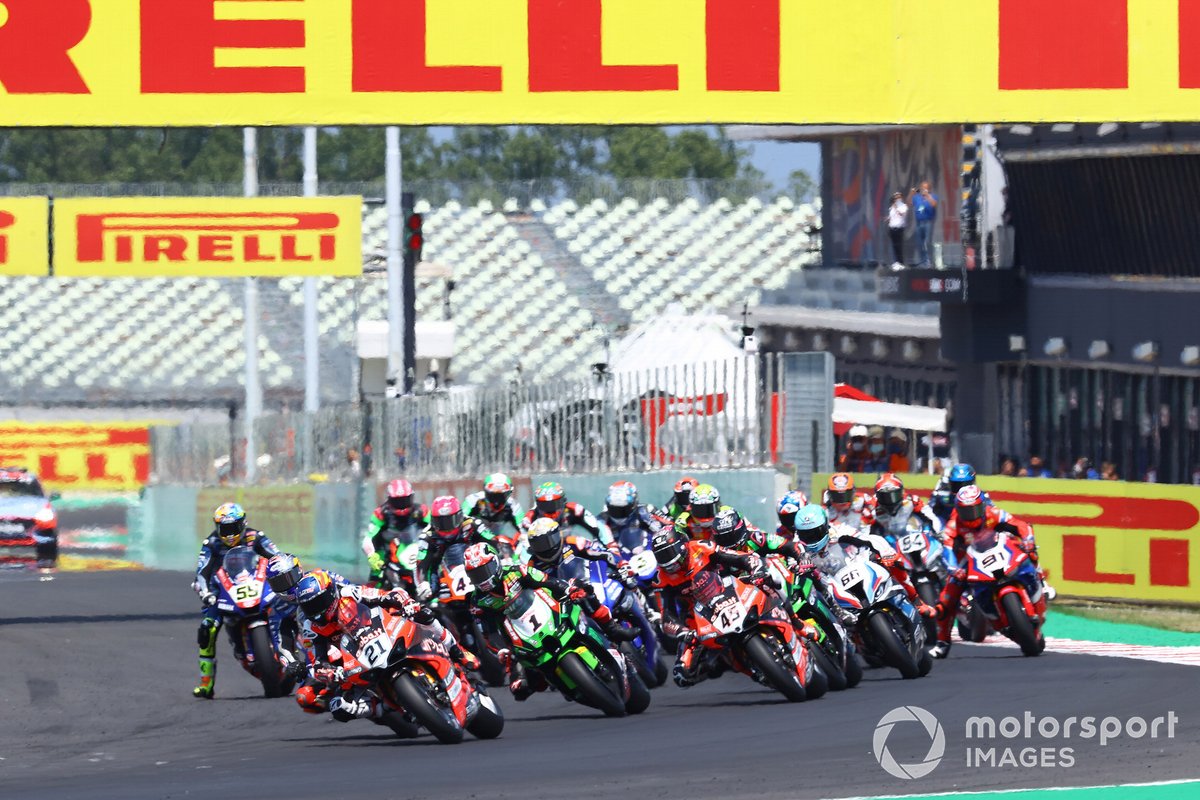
[2,569,1199,800]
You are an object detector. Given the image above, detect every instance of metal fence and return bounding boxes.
[149,353,837,485]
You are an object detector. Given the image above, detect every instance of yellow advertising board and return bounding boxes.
[53,197,363,278]
[814,473,1200,604]
[0,198,49,276]
[196,485,315,553]
[0,421,156,490]
[0,1,1194,126]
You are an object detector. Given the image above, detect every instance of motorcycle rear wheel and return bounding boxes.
[466,690,505,739]
[744,634,807,702]
[247,625,285,698]
[1001,593,1041,656]
[867,611,920,679]
[392,672,465,744]
[812,644,847,691]
[559,652,626,717]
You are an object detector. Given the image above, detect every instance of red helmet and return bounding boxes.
[430,495,464,537]
[955,485,986,530]
[463,542,501,591]
[534,482,566,520]
[874,473,904,514]
[673,476,699,509]
[386,479,415,517]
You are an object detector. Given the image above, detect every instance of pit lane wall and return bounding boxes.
[129,469,788,573]
[815,473,1200,604]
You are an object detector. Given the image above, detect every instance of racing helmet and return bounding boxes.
[266,553,304,597]
[955,485,987,530]
[651,529,688,573]
[688,484,721,528]
[534,482,567,520]
[429,496,464,538]
[792,504,831,553]
[605,481,638,524]
[874,473,905,515]
[826,473,856,509]
[483,472,513,511]
[213,502,247,547]
[464,543,501,592]
[294,571,337,620]
[712,507,749,549]
[776,490,808,532]
[526,517,564,565]
[673,476,699,509]
[385,479,416,517]
[949,463,977,495]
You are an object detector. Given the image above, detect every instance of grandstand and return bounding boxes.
[1,192,835,405]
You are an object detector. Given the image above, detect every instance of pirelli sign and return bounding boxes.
[53,197,363,278]
[0,198,50,277]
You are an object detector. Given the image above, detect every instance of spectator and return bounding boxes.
[887,191,908,269]
[345,447,362,478]
[886,430,911,473]
[394,445,407,470]
[908,180,939,267]
[866,426,888,472]
[1022,454,1052,478]
[999,457,1018,476]
[361,443,373,476]
[837,424,873,473]
[1072,457,1099,480]
[1100,461,1120,481]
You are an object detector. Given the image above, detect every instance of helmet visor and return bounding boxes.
[484,490,510,509]
[828,488,855,507]
[794,521,830,547]
[876,487,902,511]
[606,501,634,522]
[388,495,414,514]
[958,502,986,523]
[528,528,563,562]
[653,539,686,569]
[466,559,500,591]
[217,520,245,546]
[431,511,463,533]
[268,564,303,595]
[536,496,565,517]
[300,590,335,619]
[690,501,718,522]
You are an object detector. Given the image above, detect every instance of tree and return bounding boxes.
[787,168,817,202]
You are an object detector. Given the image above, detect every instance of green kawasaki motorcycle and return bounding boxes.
[501,586,651,717]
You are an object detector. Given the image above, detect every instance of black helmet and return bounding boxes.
[464,543,502,592]
[652,529,688,572]
[711,508,748,549]
[526,518,564,566]
[294,572,338,621]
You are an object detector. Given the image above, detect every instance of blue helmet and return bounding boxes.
[266,553,302,597]
[294,571,337,619]
[792,504,830,553]
[776,490,808,531]
[948,464,977,494]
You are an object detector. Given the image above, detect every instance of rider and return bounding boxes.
[289,568,479,722]
[524,517,639,642]
[930,463,992,524]
[521,481,617,554]
[361,479,428,586]
[822,473,876,534]
[673,483,725,541]
[464,472,526,545]
[775,490,809,539]
[713,507,810,567]
[191,502,280,699]
[871,473,942,538]
[413,495,499,603]
[463,542,617,701]
[931,485,1047,659]
[599,480,671,549]
[791,503,937,617]
[651,527,770,687]
[658,476,699,522]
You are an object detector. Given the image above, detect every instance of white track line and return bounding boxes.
[832,776,1200,799]
[965,636,1200,667]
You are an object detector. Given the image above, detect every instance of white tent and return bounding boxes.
[832,397,948,432]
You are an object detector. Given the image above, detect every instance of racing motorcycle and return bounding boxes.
[375,527,423,594]
[333,596,504,744]
[880,514,949,644]
[765,555,862,691]
[501,585,651,717]
[827,544,932,680]
[689,568,828,702]
[430,542,507,686]
[964,532,1047,656]
[212,546,298,698]
[577,557,668,687]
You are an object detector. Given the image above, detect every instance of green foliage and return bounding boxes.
[0,126,766,191]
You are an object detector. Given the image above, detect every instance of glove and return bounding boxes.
[496,647,515,674]
[917,602,938,619]
[383,590,421,616]
[617,563,638,588]
[672,663,696,688]
[565,580,588,602]
[879,553,899,568]
[415,581,433,602]
[312,664,345,685]
[201,592,217,608]
[367,552,385,572]
[450,644,481,671]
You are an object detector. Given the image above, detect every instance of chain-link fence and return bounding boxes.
[148,353,831,485]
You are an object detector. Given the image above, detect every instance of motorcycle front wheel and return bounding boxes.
[558,652,626,717]
[866,611,920,679]
[1000,593,1041,656]
[247,624,285,698]
[391,672,465,744]
[743,633,807,702]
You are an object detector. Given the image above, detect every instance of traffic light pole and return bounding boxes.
[402,191,417,396]
[385,126,405,394]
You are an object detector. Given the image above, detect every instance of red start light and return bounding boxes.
[407,214,422,230]
[407,234,423,251]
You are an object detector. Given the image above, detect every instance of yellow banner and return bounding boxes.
[814,473,1200,604]
[0,421,156,490]
[0,198,49,276]
[53,197,363,277]
[0,1,1194,125]
[196,486,315,553]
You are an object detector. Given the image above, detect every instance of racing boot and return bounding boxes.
[449,643,481,672]
[330,694,384,722]
[193,618,219,699]
[591,604,639,643]
[930,640,952,659]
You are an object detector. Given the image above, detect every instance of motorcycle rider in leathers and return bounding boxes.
[521,481,618,554]
[361,479,428,587]
[413,496,501,602]
[191,502,280,699]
